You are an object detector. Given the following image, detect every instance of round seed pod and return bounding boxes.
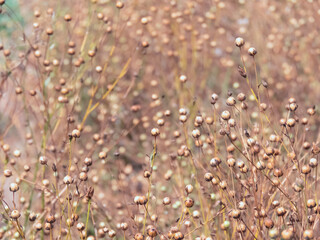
[286,118,295,127]
[46,27,53,35]
[211,93,219,102]
[185,185,193,194]
[147,227,157,238]
[272,200,280,208]
[9,183,19,192]
[307,107,315,116]
[276,207,286,217]
[221,110,231,120]
[29,212,37,221]
[84,157,92,166]
[303,142,311,150]
[309,158,318,168]
[237,160,245,168]
[235,37,245,48]
[289,103,298,111]
[220,221,230,230]
[192,129,200,138]
[273,168,283,177]
[206,117,213,125]
[173,232,184,240]
[185,198,194,208]
[108,230,116,237]
[219,181,227,189]
[303,229,314,240]
[138,196,147,205]
[63,175,73,185]
[256,161,265,170]
[227,158,236,167]
[237,93,246,101]
[248,47,257,56]
[34,221,42,231]
[301,165,311,174]
[39,156,47,165]
[4,169,12,177]
[236,222,246,233]
[72,129,81,138]
[179,75,187,83]
[95,66,102,73]
[10,210,21,219]
[301,118,308,125]
[210,157,221,167]
[116,1,124,8]
[281,229,293,240]
[79,172,88,181]
[308,215,315,224]
[231,209,241,219]
[134,233,144,240]
[98,151,107,159]
[241,102,248,110]
[143,170,151,178]
[226,97,236,106]
[120,222,128,231]
[204,172,213,181]
[307,199,316,209]
[238,201,246,210]
[269,229,279,238]
[151,128,160,137]
[64,14,72,21]
[264,218,274,229]
[88,50,96,57]
[163,197,171,205]
[46,214,56,223]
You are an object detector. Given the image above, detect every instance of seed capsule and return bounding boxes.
[134,233,144,240]
[179,75,187,83]
[116,1,124,8]
[301,165,311,174]
[63,175,73,185]
[185,198,194,208]
[9,183,19,192]
[210,157,221,167]
[232,209,241,219]
[39,156,47,165]
[204,172,213,181]
[151,128,160,137]
[4,169,12,177]
[192,129,200,138]
[264,218,274,229]
[221,110,231,120]
[226,97,236,106]
[309,158,318,168]
[147,227,157,237]
[307,199,316,208]
[248,47,257,56]
[64,14,72,21]
[281,229,293,240]
[303,229,314,240]
[185,184,193,194]
[174,232,184,240]
[235,37,245,48]
[99,151,107,159]
[163,197,171,205]
[72,129,81,138]
[10,210,21,219]
[276,207,286,216]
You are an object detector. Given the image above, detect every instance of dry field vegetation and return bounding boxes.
[1,0,320,239]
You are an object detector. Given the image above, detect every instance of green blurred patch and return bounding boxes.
[0,0,24,37]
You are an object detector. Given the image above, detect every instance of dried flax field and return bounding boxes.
[0,0,320,239]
